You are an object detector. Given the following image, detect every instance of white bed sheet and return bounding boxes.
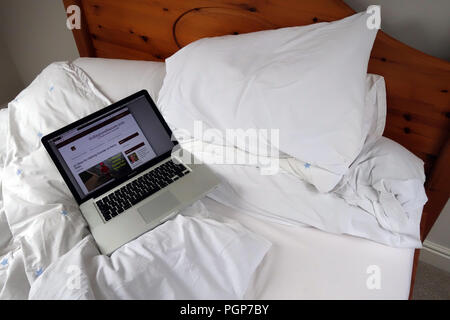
[67,58,414,299]
[201,198,413,299]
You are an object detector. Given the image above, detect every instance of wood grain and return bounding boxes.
[63,0,95,57]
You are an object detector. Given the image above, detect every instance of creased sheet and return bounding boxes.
[178,134,424,248]
[29,213,271,300]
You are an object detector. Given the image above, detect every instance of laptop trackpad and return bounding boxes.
[137,192,180,224]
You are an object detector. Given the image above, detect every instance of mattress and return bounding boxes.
[202,198,413,299]
[0,58,414,299]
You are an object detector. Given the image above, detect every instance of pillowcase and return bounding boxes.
[363,74,386,147]
[281,73,386,192]
[158,12,378,189]
[73,58,166,103]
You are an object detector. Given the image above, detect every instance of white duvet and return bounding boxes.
[0,63,270,299]
[0,62,426,299]
[1,108,30,299]
[29,213,270,300]
[178,136,426,248]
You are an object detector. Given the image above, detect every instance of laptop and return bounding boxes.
[42,90,221,255]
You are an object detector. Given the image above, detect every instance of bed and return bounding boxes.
[0,60,419,299]
[0,0,448,299]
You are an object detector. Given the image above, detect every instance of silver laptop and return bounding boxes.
[42,90,220,255]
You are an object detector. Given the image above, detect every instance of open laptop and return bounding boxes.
[42,90,220,255]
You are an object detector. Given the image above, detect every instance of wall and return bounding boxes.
[0,37,23,106]
[420,201,450,272]
[344,0,450,61]
[0,0,79,87]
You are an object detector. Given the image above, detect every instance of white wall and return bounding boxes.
[344,0,450,61]
[0,0,79,87]
[428,202,450,247]
[420,200,450,272]
[0,37,23,106]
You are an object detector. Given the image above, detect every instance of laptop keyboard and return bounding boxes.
[96,160,190,222]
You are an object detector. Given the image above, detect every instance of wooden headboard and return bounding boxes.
[63,0,450,240]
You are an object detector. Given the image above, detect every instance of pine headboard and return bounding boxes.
[63,0,450,291]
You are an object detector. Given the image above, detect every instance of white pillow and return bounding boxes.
[72,58,387,149]
[73,58,166,103]
[282,73,386,192]
[158,12,378,190]
[363,74,386,147]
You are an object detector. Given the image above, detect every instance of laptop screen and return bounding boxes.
[44,92,175,202]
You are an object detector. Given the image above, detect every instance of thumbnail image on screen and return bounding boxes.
[78,152,132,192]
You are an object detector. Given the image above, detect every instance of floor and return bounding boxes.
[412,261,450,300]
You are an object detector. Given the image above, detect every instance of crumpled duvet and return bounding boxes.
[0,62,271,299]
[29,212,271,300]
[333,137,427,240]
[179,133,426,248]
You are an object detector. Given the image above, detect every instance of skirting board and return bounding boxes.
[420,240,450,273]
